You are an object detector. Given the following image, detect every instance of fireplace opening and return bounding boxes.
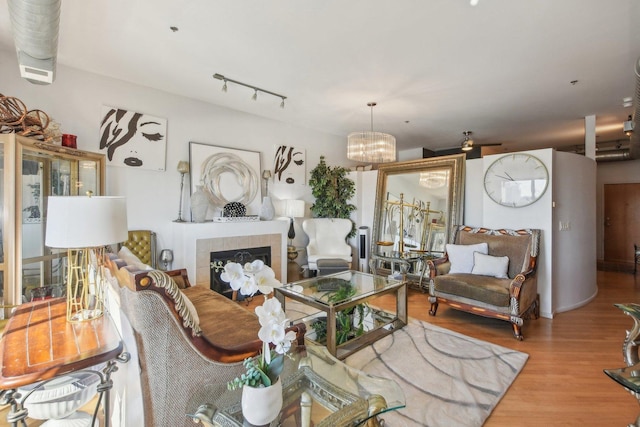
[210,246,271,299]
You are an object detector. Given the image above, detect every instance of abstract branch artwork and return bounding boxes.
[273,145,305,185]
[99,106,167,171]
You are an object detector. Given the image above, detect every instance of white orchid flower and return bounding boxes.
[220,263,246,290]
[275,330,296,354]
[238,276,258,296]
[258,319,286,345]
[254,267,281,295]
[255,297,286,326]
[243,259,265,274]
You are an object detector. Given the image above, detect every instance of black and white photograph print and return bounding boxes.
[99,106,167,171]
[273,145,305,185]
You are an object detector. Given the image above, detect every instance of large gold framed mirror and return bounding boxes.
[371,154,465,283]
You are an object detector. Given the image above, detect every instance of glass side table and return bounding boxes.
[187,344,405,427]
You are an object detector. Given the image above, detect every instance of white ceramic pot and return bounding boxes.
[241,378,283,425]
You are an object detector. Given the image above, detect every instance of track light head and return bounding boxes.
[280,97,285,109]
[252,89,258,101]
[222,80,228,92]
[461,131,474,151]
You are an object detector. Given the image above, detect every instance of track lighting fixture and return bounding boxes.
[213,73,287,108]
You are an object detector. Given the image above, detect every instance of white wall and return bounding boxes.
[553,151,597,312]
[465,148,597,318]
[2,48,348,259]
[596,158,640,259]
[471,149,554,318]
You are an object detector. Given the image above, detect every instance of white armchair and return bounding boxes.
[302,218,353,272]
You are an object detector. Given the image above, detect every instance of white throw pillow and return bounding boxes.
[471,252,510,279]
[446,243,489,274]
[118,246,152,271]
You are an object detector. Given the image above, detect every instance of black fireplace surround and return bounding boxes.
[210,246,271,299]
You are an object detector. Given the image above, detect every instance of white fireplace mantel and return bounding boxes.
[170,219,289,286]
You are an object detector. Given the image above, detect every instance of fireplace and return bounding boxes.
[170,220,288,289]
[210,246,271,299]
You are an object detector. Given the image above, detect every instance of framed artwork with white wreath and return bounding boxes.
[188,142,262,217]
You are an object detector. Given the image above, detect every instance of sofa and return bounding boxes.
[426,225,541,340]
[104,254,305,427]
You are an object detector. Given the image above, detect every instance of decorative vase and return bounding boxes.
[241,378,283,425]
[190,185,209,223]
[259,196,275,221]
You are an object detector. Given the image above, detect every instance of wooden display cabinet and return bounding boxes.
[0,134,105,309]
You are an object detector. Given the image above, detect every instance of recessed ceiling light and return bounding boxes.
[170,26,179,32]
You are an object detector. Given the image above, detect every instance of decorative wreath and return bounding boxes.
[200,152,258,208]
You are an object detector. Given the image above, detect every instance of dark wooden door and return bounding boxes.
[604,183,640,263]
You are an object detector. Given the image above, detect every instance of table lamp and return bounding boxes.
[284,199,305,260]
[46,194,128,322]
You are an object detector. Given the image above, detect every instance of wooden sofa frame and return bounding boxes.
[426,225,541,340]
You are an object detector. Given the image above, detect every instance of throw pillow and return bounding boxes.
[180,291,200,326]
[118,246,152,271]
[446,243,489,274]
[471,252,510,279]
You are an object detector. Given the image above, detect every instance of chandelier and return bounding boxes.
[347,102,396,163]
[419,170,449,189]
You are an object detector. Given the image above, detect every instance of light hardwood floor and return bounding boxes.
[2,270,637,426]
[374,269,640,426]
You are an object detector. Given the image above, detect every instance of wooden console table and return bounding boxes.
[0,298,129,426]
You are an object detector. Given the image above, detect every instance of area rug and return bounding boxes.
[284,303,527,427]
[343,318,528,427]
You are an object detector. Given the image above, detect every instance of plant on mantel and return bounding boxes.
[308,155,356,238]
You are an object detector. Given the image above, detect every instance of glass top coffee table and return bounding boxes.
[188,344,405,427]
[275,270,407,360]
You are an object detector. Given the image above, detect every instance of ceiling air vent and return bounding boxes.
[8,0,61,85]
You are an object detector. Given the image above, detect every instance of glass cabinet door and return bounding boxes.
[0,134,105,306]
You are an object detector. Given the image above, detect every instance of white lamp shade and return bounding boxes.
[46,196,128,248]
[284,200,305,218]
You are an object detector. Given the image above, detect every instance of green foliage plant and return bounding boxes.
[308,156,356,238]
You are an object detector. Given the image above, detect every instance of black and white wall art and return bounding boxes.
[99,106,167,171]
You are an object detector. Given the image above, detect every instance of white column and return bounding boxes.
[584,115,596,160]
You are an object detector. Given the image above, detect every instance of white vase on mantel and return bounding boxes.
[259,196,275,221]
[190,185,210,223]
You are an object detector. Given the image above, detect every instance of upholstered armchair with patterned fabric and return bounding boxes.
[427,225,541,340]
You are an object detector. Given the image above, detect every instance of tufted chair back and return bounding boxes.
[121,230,157,268]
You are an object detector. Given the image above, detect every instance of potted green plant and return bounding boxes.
[310,277,370,345]
[309,156,357,238]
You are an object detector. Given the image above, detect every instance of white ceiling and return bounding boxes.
[1,0,639,154]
